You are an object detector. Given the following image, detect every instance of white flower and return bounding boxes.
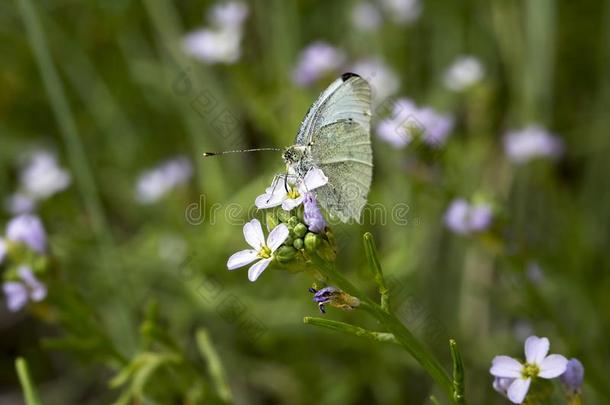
[490,336,568,404]
[135,157,192,204]
[379,0,421,25]
[6,214,47,254]
[503,125,563,164]
[209,1,248,29]
[255,168,328,211]
[0,239,6,264]
[19,151,71,200]
[351,2,382,31]
[292,42,346,87]
[227,219,289,282]
[443,56,484,91]
[350,58,400,105]
[5,192,36,215]
[2,266,47,312]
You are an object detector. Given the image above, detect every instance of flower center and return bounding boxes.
[521,363,540,379]
[287,186,300,200]
[258,245,272,259]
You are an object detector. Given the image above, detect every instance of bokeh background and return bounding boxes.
[1,0,609,403]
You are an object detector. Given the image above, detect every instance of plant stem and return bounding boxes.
[363,232,390,312]
[449,339,466,404]
[304,317,399,344]
[15,358,42,405]
[196,329,233,404]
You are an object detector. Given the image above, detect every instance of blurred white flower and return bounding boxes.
[19,150,71,200]
[135,156,192,204]
[379,0,421,25]
[503,125,563,164]
[443,56,484,91]
[0,239,6,264]
[5,192,36,215]
[292,42,346,87]
[490,336,568,404]
[255,168,328,211]
[3,265,47,312]
[158,234,187,265]
[5,214,47,254]
[376,98,454,148]
[227,219,289,282]
[351,2,382,32]
[444,198,492,235]
[349,58,400,104]
[183,1,248,64]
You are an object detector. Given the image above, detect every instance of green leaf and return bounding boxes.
[15,357,42,405]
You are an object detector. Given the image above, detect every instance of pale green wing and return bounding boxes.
[310,119,373,222]
[295,73,372,146]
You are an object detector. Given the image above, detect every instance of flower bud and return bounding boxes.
[275,246,297,263]
[309,286,360,313]
[265,211,279,231]
[293,223,307,238]
[288,216,299,228]
[560,358,584,395]
[293,238,304,250]
[304,232,321,252]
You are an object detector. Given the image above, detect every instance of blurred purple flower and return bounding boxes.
[210,1,248,29]
[351,2,382,31]
[136,156,193,204]
[350,58,399,105]
[292,42,346,87]
[0,239,6,264]
[560,358,584,394]
[19,150,71,200]
[3,266,47,312]
[503,125,563,164]
[303,193,326,233]
[444,198,492,235]
[5,192,35,215]
[379,0,421,25]
[6,214,46,254]
[377,98,454,148]
[443,56,484,91]
[492,377,513,398]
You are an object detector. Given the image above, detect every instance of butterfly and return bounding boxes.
[282,73,373,222]
[204,73,373,222]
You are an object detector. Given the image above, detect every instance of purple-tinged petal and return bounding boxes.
[243,219,265,250]
[490,356,522,378]
[538,354,568,379]
[507,378,531,404]
[267,224,289,252]
[524,336,549,365]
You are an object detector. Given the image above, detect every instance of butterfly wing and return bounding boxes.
[295,73,372,146]
[295,73,373,222]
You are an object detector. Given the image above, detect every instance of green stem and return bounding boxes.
[196,329,233,404]
[363,232,390,312]
[304,317,398,344]
[309,254,453,401]
[449,339,466,404]
[15,358,42,405]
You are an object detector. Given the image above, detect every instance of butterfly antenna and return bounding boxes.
[202,147,282,157]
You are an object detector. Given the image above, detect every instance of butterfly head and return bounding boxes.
[282,145,308,166]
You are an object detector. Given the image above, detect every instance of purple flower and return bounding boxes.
[292,42,346,87]
[19,150,71,200]
[379,0,421,25]
[5,192,36,215]
[351,2,382,31]
[560,358,584,394]
[308,286,360,313]
[6,214,47,254]
[349,58,400,104]
[443,56,484,91]
[135,156,193,204]
[492,377,513,398]
[444,198,492,235]
[3,266,47,312]
[376,98,454,148]
[503,125,563,164]
[209,1,248,29]
[303,193,326,233]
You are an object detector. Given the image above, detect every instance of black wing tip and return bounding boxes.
[341,72,360,81]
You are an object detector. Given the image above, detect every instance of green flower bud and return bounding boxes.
[277,209,291,223]
[304,232,321,253]
[265,211,279,231]
[293,223,307,238]
[284,235,294,246]
[275,246,297,263]
[288,216,299,228]
[293,238,304,250]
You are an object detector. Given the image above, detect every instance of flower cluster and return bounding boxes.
[490,336,583,404]
[5,150,71,215]
[0,214,49,312]
[182,1,249,64]
[377,98,454,148]
[227,168,337,288]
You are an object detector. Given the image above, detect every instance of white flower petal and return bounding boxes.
[243,219,265,249]
[490,356,523,378]
[255,192,283,209]
[507,378,531,404]
[227,249,259,270]
[267,224,289,251]
[282,196,303,211]
[300,168,328,193]
[538,354,568,378]
[248,258,271,282]
[524,336,549,365]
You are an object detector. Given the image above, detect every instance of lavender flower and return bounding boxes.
[379,0,421,25]
[135,156,193,204]
[5,192,36,215]
[303,193,326,233]
[3,266,47,312]
[443,56,484,91]
[308,286,360,313]
[350,58,400,105]
[377,98,454,148]
[183,1,248,64]
[351,2,382,31]
[444,198,492,235]
[0,239,6,264]
[292,42,346,87]
[19,150,71,200]
[5,214,47,254]
[503,125,563,164]
[560,358,584,395]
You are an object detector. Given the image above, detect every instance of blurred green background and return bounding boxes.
[1,0,609,403]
